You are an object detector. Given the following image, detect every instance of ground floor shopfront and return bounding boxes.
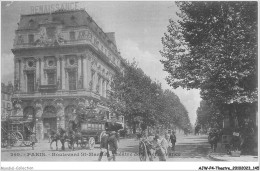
[11,94,111,141]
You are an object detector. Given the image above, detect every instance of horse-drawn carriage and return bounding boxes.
[71,119,107,150]
[50,117,110,151]
[1,119,36,148]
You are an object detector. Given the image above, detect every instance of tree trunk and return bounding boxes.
[133,124,136,134]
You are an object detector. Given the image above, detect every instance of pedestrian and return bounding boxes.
[208,128,219,152]
[107,131,119,161]
[240,117,255,155]
[170,131,176,151]
[230,128,241,152]
[98,131,110,161]
[152,135,167,161]
[164,133,172,156]
[25,124,36,150]
[99,116,123,161]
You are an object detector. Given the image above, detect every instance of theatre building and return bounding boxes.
[11,9,125,140]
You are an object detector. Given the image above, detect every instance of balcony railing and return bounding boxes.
[38,84,57,91]
[12,89,102,100]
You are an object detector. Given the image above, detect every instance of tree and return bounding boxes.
[109,60,192,133]
[160,2,257,127]
[160,1,257,104]
[196,100,223,130]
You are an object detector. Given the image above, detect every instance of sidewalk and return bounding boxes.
[208,152,258,162]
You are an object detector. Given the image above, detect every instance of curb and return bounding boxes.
[208,153,259,162]
[208,154,226,161]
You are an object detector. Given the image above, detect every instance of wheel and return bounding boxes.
[23,141,32,146]
[88,137,95,150]
[139,141,147,161]
[11,132,23,147]
[1,139,7,148]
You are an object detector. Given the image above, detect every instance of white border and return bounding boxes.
[1,162,260,170]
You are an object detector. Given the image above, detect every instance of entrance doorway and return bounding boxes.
[43,118,57,139]
[42,106,57,140]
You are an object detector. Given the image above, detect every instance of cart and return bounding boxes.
[1,120,36,147]
[77,119,106,150]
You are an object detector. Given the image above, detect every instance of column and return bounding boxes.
[103,80,107,98]
[61,56,66,90]
[57,102,65,129]
[35,57,40,91]
[14,59,19,91]
[35,102,43,141]
[100,76,103,96]
[87,55,92,91]
[20,59,25,92]
[77,55,82,89]
[92,70,96,92]
[18,60,21,91]
[14,59,17,82]
[82,54,88,90]
[107,77,111,92]
[36,118,44,141]
[96,74,100,94]
[40,57,45,85]
[56,56,61,89]
[66,70,69,90]
[35,57,40,80]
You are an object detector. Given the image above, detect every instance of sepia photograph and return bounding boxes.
[1,1,258,170]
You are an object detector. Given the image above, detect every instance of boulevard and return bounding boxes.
[2,134,216,162]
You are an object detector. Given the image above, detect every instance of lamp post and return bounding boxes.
[6,106,13,149]
[35,118,39,142]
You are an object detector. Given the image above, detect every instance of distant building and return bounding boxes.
[11,9,125,140]
[1,82,13,120]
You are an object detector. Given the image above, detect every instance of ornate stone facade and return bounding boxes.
[11,9,124,140]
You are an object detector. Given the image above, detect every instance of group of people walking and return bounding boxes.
[139,130,177,161]
[150,130,177,161]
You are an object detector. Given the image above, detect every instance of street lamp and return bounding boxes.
[35,118,39,142]
[6,106,14,149]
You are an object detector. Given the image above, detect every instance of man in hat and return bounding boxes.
[99,116,123,161]
[98,131,110,161]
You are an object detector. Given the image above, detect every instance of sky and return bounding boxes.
[1,1,201,125]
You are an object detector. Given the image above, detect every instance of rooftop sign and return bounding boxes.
[30,2,79,14]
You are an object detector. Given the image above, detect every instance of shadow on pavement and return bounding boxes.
[182,136,208,140]
[119,144,139,154]
[173,143,211,160]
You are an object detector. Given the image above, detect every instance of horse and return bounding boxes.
[49,127,67,151]
[66,129,82,150]
[66,120,83,151]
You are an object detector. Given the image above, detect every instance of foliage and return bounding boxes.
[160,1,257,104]
[195,100,223,129]
[109,61,192,133]
[161,2,258,128]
